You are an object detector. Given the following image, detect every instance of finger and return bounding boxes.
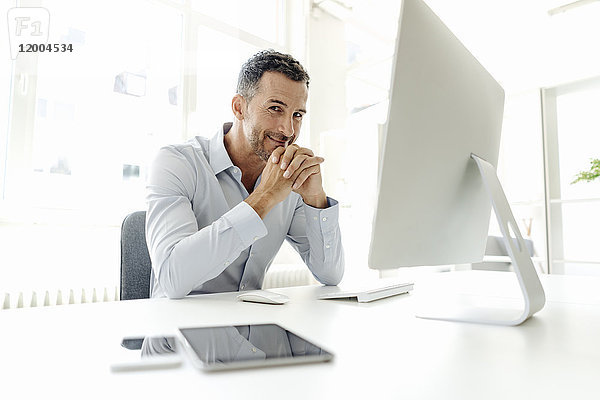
[292,165,321,190]
[290,156,324,181]
[279,144,300,170]
[283,154,309,178]
[280,145,313,170]
[285,155,324,179]
[299,147,314,157]
[270,146,287,164]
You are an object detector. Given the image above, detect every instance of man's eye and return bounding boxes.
[269,106,281,112]
[294,113,304,119]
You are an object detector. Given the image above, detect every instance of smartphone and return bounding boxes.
[110,335,183,372]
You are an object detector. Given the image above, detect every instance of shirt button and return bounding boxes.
[253,236,259,241]
[325,245,331,249]
[322,217,328,222]
[233,167,239,174]
[251,347,257,353]
[241,284,246,290]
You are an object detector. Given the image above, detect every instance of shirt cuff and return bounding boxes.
[303,196,339,234]
[224,201,268,248]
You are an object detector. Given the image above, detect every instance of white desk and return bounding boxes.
[1,271,599,400]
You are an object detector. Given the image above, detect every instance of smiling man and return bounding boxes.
[145,50,345,298]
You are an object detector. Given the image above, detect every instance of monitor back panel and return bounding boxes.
[369,0,505,269]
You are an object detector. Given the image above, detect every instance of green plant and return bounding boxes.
[571,158,600,184]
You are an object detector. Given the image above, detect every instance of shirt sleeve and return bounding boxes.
[285,196,345,286]
[145,146,267,299]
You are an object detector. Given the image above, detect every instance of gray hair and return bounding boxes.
[236,49,310,103]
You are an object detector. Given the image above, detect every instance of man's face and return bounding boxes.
[243,71,308,162]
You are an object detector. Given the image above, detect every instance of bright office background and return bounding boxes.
[1,0,599,299]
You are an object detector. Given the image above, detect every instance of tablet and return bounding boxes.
[179,324,333,371]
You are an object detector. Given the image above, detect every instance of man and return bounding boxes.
[145,50,344,299]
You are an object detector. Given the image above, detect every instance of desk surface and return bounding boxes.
[1,271,599,400]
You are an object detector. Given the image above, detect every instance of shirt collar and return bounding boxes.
[209,122,234,175]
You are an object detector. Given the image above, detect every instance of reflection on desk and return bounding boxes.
[141,336,178,357]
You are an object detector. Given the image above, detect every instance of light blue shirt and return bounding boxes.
[145,123,344,298]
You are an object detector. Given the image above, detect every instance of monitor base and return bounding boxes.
[417,305,529,326]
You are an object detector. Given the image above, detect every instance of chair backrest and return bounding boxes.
[120,211,152,300]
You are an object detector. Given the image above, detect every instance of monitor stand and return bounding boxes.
[416,154,546,326]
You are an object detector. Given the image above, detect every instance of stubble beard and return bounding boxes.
[249,125,291,163]
[249,125,272,162]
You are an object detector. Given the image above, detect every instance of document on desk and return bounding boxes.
[318,281,414,303]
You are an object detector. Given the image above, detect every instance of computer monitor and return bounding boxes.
[368,0,545,325]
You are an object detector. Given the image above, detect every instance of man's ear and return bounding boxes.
[231,94,246,121]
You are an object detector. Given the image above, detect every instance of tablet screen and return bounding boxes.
[179,324,333,371]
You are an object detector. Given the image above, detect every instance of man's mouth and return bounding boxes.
[266,135,288,146]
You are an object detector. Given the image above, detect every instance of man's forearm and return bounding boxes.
[147,200,267,298]
[286,197,345,286]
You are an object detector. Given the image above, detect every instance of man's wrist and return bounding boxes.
[245,190,274,219]
[302,192,328,209]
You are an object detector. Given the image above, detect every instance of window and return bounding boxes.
[543,79,600,274]
[0,0,291,295]
[1,0,184,293]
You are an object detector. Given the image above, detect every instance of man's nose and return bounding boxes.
[278,116,295,138]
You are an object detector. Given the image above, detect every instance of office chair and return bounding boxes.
[120,211,152,300]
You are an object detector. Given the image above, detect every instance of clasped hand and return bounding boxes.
[259,144,326,206]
